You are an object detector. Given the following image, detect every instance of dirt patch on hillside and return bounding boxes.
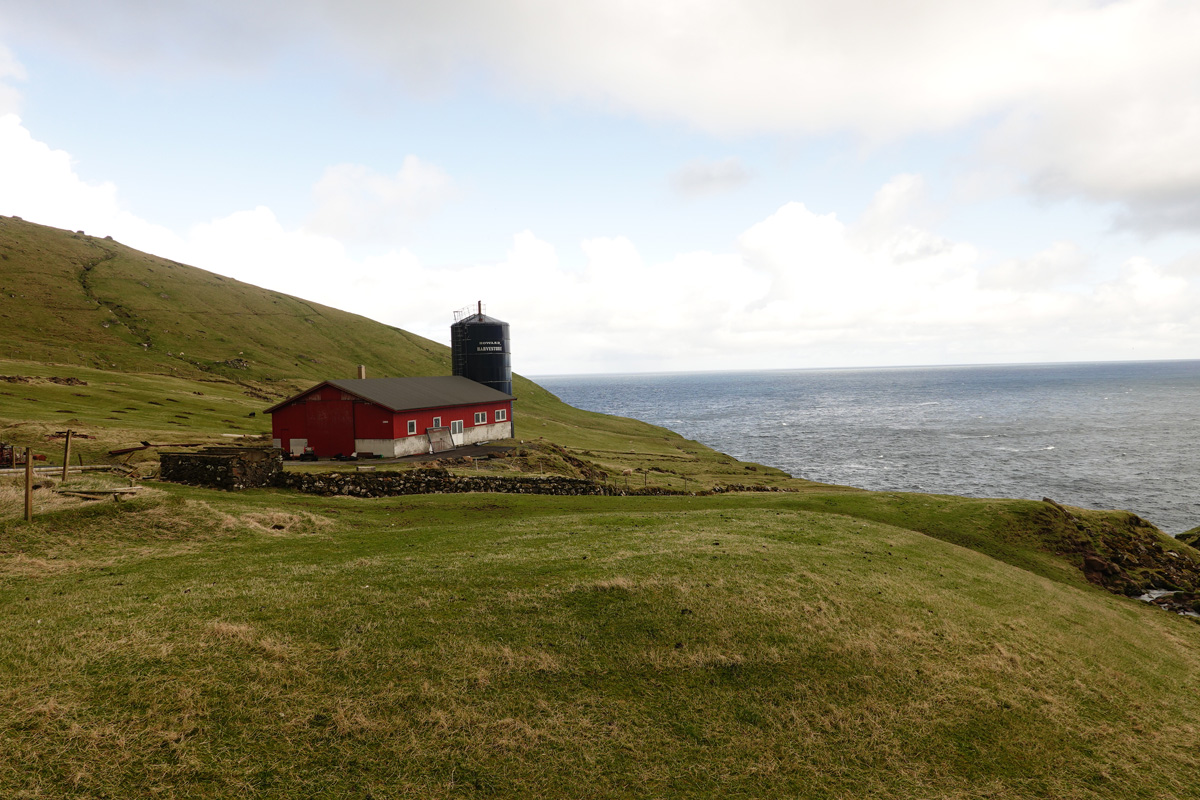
[0,375,87,386]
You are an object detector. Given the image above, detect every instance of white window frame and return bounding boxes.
[450,420,463,435]
[432,416,441,428]
[495,408,507,422]
[407,419,417,435]
[474,411,487,425]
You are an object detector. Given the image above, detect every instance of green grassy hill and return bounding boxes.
[4,214,1200,797]
[4,486,1200,798]
[0,215,447,383]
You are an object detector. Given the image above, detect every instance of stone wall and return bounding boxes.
[710,483,791,493]
[277,467,675,497]
[160,447,284,491]
[159,452,791,498]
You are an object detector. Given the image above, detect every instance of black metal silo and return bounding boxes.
[451,304,512,396]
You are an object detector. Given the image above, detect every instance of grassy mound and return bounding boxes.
[3,485,1200,798]
[786,491,1200,598]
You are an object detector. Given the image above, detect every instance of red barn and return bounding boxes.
[266,376,515,458]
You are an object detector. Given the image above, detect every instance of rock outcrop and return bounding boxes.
[1040,497,1200,602]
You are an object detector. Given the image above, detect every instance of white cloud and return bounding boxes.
[739,198,985,332]
[1,2,1187,137]
[0,2,305,75]
[8,2,1200,230]
[981,2,1200,233]
[306,157,455,244]
[8,0,1048,137]
[1096,257,1190,315]
[89,189,1200,372]
[3,116,1198,372]
[670,157,752,197]
[979,241,1089,290]
[187,207,360,295]
[0,114,181,253]
[309,0,1200,239]
[0,45,23,114]
[850,173,950,259]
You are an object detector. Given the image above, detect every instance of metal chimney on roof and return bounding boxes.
[357,365,367,380]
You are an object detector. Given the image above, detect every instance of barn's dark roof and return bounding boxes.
[265,376,515,414]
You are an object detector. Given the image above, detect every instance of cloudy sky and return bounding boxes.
[2,0,1199,375]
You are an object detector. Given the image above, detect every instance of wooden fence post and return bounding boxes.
[61,430,73,482]
[25,447,33,522]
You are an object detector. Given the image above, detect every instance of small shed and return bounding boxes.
[266,376,515,459]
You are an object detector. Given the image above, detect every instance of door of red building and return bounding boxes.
[305,399,355,457]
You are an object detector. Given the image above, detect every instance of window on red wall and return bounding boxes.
[407,419,417,435]
[473,412,486,425]
[496,408,507,422]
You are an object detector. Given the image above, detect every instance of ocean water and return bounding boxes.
[535,361,1200,535]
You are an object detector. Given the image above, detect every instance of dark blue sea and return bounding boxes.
[535,361,1200,535]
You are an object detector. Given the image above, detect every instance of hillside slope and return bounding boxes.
[0,215,448,383]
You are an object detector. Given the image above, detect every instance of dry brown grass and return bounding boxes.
[0,478,90,518]
[2,552,79,577]
[234,510,333,536]
[0,474,168,520]
[204,619,294,661]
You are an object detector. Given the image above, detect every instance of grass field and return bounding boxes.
[4,484,1200,799]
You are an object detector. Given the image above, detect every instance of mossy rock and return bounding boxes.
[1177,527,1200,549]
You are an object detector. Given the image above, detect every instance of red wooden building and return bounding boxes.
[266,376,514,458]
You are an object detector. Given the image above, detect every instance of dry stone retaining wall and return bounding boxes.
[710,483,790,493]
[160,448,283,491]
[278,468,670,497]
[276,471,796,497]
[159,452,791,498]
